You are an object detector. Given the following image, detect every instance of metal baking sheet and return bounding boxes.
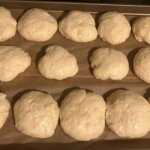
[0,0,150,149]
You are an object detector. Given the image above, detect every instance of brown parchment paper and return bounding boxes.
[0,1,150,150]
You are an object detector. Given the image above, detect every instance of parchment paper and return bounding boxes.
[0,6,150,150]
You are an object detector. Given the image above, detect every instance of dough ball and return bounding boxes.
[17,8,57,42]
[133,47,150,83]
[0,7,17,42]
[90,48,129,80]
[38,45,78,80]
[106,90,150,138]
[98,12,131,45]
[59,10,97,42]
[132,17,150,44]
[0,46,31,82]
[60,89,106,141]
[0,92,10,129]
[14,91,59,138]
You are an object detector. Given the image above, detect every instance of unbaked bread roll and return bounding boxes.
[106,90,150,138]
[132,17,150,44]
[98,12,131,45]
[59,10,97,42]
[90,48,129,80]
[14,91,59,138]
[38,45,78,80]
[0,92,10,129]
[17,8,57,42]
[0,46,31,82]
[0,7,17,42]
[133,47,150,83]
[60,89,106,141]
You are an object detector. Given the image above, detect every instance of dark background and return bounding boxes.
[47,0,150,5]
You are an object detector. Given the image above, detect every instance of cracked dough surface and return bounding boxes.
[17,8,57,42]
[0,7,17,42]
[98,12,131,45]
[38,45,78,80]
[106,90,150,138]
[0,46,31,82]
[0,92,10,129]
[14,91,59,138]
[59,10,97,42]
[60,89,106,141]
[132,17,150,44]
[133,47,150,83]
[90,48,129,80]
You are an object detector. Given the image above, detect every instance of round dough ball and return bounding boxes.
[133,47,150,83]
[98,12,131,45]
[60,89,106,141]
[0,92,10,129]
[106,90,150,138]
[59,10,97,42]
[14,91,59,138]
[17,8,57,42]
[0,7,17,42]
[38,45,78,80]
[132,17,150,44]
[0,46,31,82]
[90,48,129,80]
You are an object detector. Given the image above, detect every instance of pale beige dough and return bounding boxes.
[0,92,10,129]
[60,89,106,141]
[106,90,150,138]
[132,17,150,44]
[0,46,31,82]
[98,12,131,45]
[133,47,150,83]
[0,7,17,42]
[38,45,78,80]
[14,91,59,138]
[59,10,97,42]
[17,8,57,42]
[90,48,129,80]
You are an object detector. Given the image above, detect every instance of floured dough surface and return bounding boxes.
[132,17,150,44]
[14,91,59,138]
[98,12,131,45]
[133,47,150,83]
[106,90,150,138]
[90,48,129,80]
[0,46,31,82]
[38,45,78,80]
[60,89,106,141]
[59,10,97,42]
[0,7,17,42]
[0,92,10,129]
[17,8,57,42]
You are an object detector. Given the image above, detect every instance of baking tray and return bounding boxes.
[0,0,150,149]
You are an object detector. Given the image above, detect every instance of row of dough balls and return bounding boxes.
[1,7,150,44]
[0,45,150,83]
[1,89,150,140]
